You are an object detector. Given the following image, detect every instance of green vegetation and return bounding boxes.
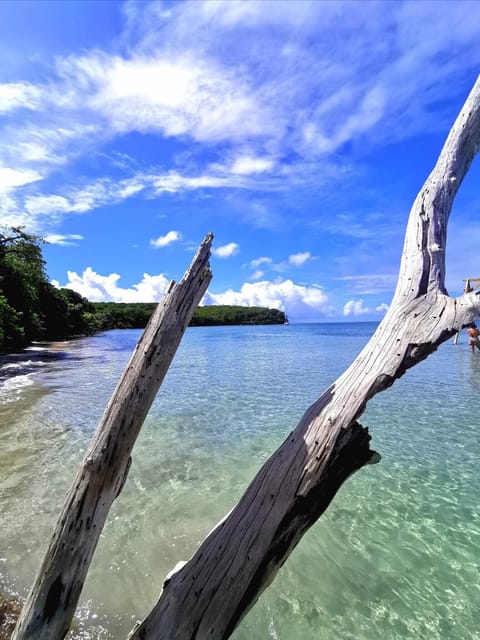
[0,227,96,352]
[91,302,285,330]
[91,302,157,330]
[191,305,285,326]
[0,227,285,353]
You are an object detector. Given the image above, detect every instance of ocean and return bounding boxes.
[1,323,479,639]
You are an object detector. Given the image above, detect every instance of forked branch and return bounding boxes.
[128,76,480,640]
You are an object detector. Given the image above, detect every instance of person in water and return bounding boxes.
[466,323,480,352]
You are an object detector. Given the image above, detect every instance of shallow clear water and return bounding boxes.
[1,324,480,639]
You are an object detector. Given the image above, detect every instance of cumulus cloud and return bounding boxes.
[288,251,311,267]
[212,242,239,258]
[343,299,389,316]
[203,278,331,320]
[57,269,332,321]
[150,230,182,248]
[376,303,389,313]
[250,270,264,280]
[343,299,370,316]
[59,267,171,302]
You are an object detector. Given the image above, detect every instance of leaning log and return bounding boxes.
[12,234,213,640]
[128,77,480,640]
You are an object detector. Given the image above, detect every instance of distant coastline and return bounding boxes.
[92,302,286,330]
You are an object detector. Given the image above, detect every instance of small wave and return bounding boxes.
[1,374,34,391]
[0,358,48,385]
[0,373,35,404]
[0,360,46,371]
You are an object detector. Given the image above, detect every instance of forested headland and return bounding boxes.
[93,302,285,329]
[0,227,286,353]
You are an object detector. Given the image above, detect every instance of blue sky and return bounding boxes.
[1,0,480,322]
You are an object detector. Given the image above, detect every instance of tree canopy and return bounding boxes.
[92,302,285,330]
[0,227,96,352]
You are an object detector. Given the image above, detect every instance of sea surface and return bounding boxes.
[1,323,480,639]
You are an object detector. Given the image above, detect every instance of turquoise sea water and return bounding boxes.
[1,323,480,639]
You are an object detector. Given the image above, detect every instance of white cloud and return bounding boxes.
[251,256,272,268]
[343,298,390,317]
[0,166,272,234]
[0,82,43,112]
[343,299,370,316]
[2,0,480,244]
[250,270,264,280]
[150,230,182,248]
[203,278,331,320]
[151,170,265,193]
[60,267,171,302]
[337,274,398,294]
[0,168,42,192]
[44,234,83,246]
[231,156,274,175]
[212,242,239,258]
[23,176,145,219]
[288,251,311,267]
[25,194,72,216]
[56,52,273,143]
[376,303,389,313]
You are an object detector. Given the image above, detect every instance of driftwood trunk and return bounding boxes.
[12,234,213,640]
[127,77,480,640]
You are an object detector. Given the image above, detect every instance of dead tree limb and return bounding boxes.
[12,233,213,640]
[128,77,480,640]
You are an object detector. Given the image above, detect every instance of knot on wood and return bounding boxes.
[43,574,64,622]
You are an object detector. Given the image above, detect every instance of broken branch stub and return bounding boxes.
[12,233,213,640]
[129,78,480,640]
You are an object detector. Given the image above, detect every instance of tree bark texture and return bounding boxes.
[12,234,213,640]
[128,77,480,640]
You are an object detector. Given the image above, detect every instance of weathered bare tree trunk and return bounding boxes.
[128,77,480,640]
[12,234,213,640]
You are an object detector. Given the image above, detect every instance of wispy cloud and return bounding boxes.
[150,230,182,248]
[1,166,281,233]
[251,256,272,268]
[2,0,480,245]
[0,82,43,112]
[44,233,83,246]
[336,273,398,294]
[0,168,42,191]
